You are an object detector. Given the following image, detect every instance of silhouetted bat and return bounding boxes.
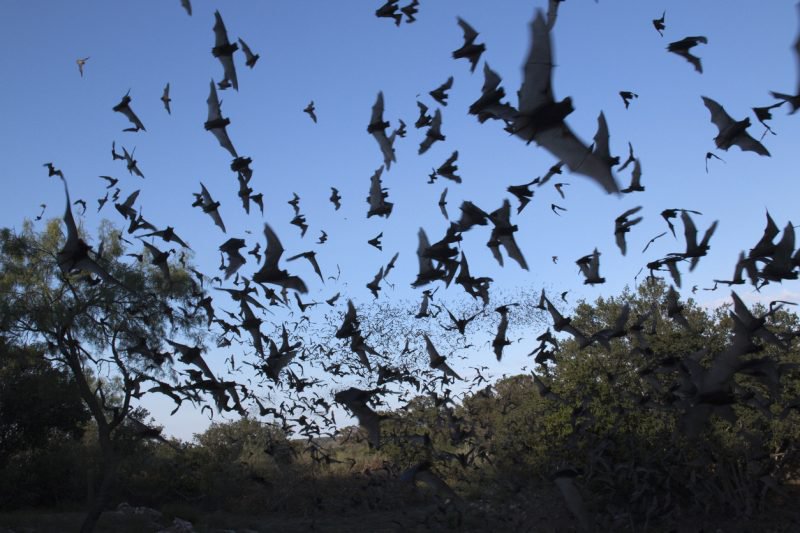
[252,223,308,293]
[161,83,171,114]
[375,0,402,26]
[205,80,238,158]
[769,3,800,113]
[113,91,146,132]
[701,96,770,156]
[368,92,396,168]
[415,101,432,128]
[238,38,260,68]
[429,76,453,106]
[469,62,517,123]
[510,10,620,194]
[435,150,460,182]
[418,108,444,155]
[453,18,485,72]
[667,36,707,73]
[196,182,226,233]
[219,238,246,279]
[212,11,239,90]
[366,166,393,218]
[330,187,341,210]
[652,11,665,36]
[400,0,419,23]
[304,100,317,123]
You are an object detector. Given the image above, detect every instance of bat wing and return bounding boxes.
[262,223,285,273]
[206,81,223,122]
[181,0,191,15]
[457,17,479,44]
[220,56,238,91]
[681,210,700,253]
[423,334,440,366]
[732,132,771,156]
[534,124,620,194]
[519,9,554,114]
[373,131,396,168]
[213,11,230,48]
[701,96,734,133]
[210,130,237,158]
[498,233,528,270]
[546,0,561,30]
[121,107,146,132]
[370,91,385,128]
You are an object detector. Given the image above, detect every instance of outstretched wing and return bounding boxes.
[519,10,554,114]
[262,223,285,273]
[535,124,620,194]
[701,96,734,133]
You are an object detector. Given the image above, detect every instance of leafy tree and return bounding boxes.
[0,337,89,466]
[0,219,220,532]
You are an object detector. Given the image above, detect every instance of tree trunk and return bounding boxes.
[80,445,117,533]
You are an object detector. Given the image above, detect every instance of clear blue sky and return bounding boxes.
[2,0,799,439]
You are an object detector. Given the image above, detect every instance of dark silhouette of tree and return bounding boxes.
[0,220,228,532]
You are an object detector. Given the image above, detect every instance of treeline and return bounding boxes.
[2,280,800,530]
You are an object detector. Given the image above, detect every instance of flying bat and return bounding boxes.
[368,92,396,168]
[424,334,462,380]
[205,80,238,158]
[769,3,800,113]
[667,36,707,73]
[366,166,393,218]
[252,223,308,294]
[418,108,444,155]
[196,182,226,233]
[701,96,770,156]
[330,187,342,210]
[219,238,247,279]
[652,11,665,36]
[375,0,402,26]
[161,83,172,114]
[619,91,638,109]
[415,101,432,128]
[453,18,485,72]
[435,150,460,183]
[487,199,528,270]
[286,250,324,283]
[614,206,643,256]
[112,91,146,132]
[304,100,317,123]
[429,76,454,106]
[469,62,517,123]
[510,10,620,194]
[76,57,89,77]
[212,10,239,90]
[238,38,260,68]
[619,158,645,194]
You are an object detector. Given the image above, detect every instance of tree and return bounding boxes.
[0,337,89,466]
[0,218,224,532]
